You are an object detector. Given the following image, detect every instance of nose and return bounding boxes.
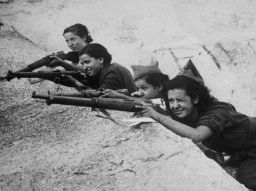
[131,90,144,98]
[82,64,89,71]
[67,41,74,47]
[172,100,180,109]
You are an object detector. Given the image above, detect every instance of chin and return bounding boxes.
[175,115,184,119]
[173,112,186,119]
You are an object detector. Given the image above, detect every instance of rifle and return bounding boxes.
[0,51,78,81]
[1,70,84,81]
[50,89,130,98]
[0,70,89,90]
[32,92,149,112]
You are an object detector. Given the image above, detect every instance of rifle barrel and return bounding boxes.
[7,70,84,79]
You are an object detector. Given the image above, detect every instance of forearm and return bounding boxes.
[151,113,201,142]
[61,62,84,72]
[111,93,132,99]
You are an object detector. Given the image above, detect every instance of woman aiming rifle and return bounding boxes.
[77,43,136,97]
[137,60,256,190]
[102,61,169,102]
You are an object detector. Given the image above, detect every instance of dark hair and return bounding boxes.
[164,76,215,114]
[140,73,169,98]
[63,23,93,43]
[78,43,112,65]
[143,73,169,87]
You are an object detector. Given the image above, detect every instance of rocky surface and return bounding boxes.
[1,0,256,190]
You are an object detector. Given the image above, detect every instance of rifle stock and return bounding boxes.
[32,92,146,112]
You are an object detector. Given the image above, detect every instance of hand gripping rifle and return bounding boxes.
[0,51,78,81]
[32,92,149,112]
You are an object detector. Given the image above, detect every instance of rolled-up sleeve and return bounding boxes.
[197,103,238,138]
[197,112,224,137]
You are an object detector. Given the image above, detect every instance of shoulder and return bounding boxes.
[65,51,79,63]
[198,101,246,130]
[206,101,236,113]
[197,101,237,124]
[107,63,128,70]
[102,63,131,74]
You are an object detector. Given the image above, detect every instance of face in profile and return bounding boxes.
[63,32,87,52]
[79,53,102,76]
[133,78,161,99]
[168,89,198,119]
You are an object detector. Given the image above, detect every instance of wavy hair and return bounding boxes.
[164,76,216,114]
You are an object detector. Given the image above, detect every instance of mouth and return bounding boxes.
[173,110,183,116]
[70,46,77,51]
[85,68,93,76]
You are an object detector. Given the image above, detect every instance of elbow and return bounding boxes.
[191,125,212,143]
[191,137,201,144]
[190,133,205,144]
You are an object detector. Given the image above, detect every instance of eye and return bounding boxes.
[169,99,174,103]
[70,38,76,42]
[141,86,148,91]
[177,98,185,102]
[84,60,91,65]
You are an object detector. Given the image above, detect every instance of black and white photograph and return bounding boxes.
[0,0,256,190]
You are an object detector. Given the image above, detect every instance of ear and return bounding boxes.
[192,96,199,104]
[98,58,104,64]
[157,85,163,92]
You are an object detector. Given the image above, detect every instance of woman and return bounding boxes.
[47,23,93,70]
[131,63,169,99]
[102,62,169,101]
[138,62,256,190]
[77,43,136,97]
[4,24,93,88]
[15,23,93,72]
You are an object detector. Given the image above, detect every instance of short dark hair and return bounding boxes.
[63,23,93,43]
[78,43,112,65]
[143,73,169,99]
[164,75,215,113]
